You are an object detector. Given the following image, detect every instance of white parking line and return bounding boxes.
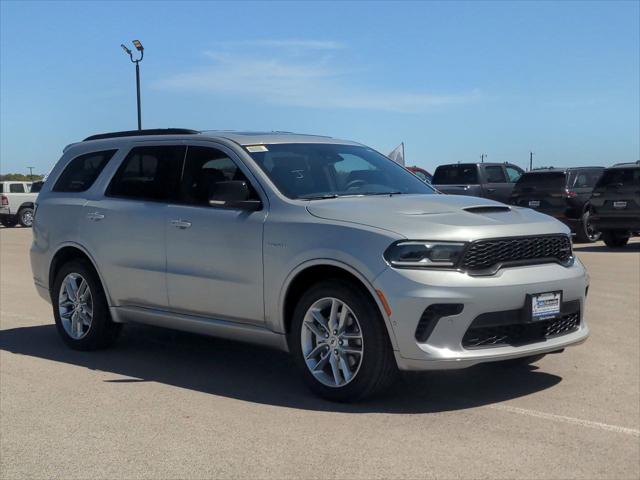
[488,404,640,437]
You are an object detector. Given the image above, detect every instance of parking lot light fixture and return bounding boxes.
[120,40,144,130]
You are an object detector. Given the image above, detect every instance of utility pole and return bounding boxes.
[480,153,487,163]
[529,151,535,171]
[27,167,35,180]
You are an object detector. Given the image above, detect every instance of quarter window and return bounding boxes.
[108,146,185,201]
[9,183,25,193]
[54,150,117,192]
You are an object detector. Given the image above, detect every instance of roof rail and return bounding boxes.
[83,128,199,141]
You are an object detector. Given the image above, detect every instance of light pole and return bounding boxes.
[121,40,144,130]
[480,153,487,163]
[27,167,35,180]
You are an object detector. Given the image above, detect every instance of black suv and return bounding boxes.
[431,162,524,203]
[509,167,604,243]
[590,161,640,248]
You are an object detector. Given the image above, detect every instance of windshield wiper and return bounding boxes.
[359,191,404,196]
[298,194,341,200]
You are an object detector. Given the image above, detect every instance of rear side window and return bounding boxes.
[54,150,117,192]
[107,145,186,201]
[9,183,25,193]
[484,166,507,183]
[433,165,479,185]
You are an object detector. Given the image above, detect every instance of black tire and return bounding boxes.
[574,210,600,243]
[52,259,121,350]
[601,230,630,248]
[17,207,34,228]
[499,354,546,368]
[289,279,397,402]
[0,216,18,227]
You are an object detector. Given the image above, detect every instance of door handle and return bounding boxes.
[170,219,192,229]
[486,188,496,193]
[86,212,105,221]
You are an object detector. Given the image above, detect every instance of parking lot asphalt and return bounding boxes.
[0,226,638,479]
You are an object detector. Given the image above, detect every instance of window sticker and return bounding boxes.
[246,145,268,153]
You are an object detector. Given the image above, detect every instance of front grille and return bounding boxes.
[462,312,580,349]
[460,235,572,273]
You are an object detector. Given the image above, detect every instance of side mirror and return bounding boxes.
[209,181,262,211]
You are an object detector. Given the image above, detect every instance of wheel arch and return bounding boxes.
[49,243,112,306]
[18,202,34,211]
[279,260,398,350]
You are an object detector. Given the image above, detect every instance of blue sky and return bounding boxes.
[1,0,638,174]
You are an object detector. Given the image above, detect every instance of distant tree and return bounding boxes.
[0,173,44,181]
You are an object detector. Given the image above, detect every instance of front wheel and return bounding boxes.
[52,259,121,350]
[574,210,600,243]
[18,207,34,227]
[601,230,629,248]
[289,279,397,402]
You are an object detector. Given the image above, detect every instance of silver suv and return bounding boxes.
[30,129,589,401]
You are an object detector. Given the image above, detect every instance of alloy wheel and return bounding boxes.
[58,273,93,339]
[300,297,364,388]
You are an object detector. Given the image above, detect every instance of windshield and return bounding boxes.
[246,143,436,199]
[432,164,478,185]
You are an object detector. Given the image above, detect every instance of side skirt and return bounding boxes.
[110,306,289,352]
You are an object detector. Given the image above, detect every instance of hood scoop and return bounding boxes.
[464,205,511,214]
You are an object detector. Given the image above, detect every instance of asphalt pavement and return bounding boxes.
[1,226,638,479]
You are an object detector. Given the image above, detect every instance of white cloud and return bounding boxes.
[212,39,345,50]
[155,41,481,113]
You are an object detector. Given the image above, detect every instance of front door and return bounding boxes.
[166,144,267,325]
[482,165,512,203]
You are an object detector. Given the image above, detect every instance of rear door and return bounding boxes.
[165,143,267,325]
[510,171,569,216]
[82,143,185,309]
[481,165,512,203]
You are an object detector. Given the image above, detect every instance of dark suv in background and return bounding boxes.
[590,161,640,248]
[509,167,604,243]
[431,162,524,203]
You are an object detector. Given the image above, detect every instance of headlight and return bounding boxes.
[384,241,466,268]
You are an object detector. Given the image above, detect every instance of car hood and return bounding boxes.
[306,194,569,241]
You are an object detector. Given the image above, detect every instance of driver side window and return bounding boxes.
[179,146,257,206]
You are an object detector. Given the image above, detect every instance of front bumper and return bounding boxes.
[374,260,589,371]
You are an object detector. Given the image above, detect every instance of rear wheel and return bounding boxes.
[17,207,34,227]
[601,230,629,248]
[289,279,397,402]
[52,259,121,350]
[574,210,600,243]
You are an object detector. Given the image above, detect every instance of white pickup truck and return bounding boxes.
[0,181,41,227]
